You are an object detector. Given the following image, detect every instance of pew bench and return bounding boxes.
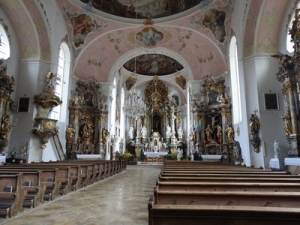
[148,202,300,225]
[153,189,300,207]
[0,170,46,208]
[156,181,300,192]
[0,174,27,218]
[158,175,300,183]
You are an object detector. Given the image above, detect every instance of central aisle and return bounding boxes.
[1,165,162,225]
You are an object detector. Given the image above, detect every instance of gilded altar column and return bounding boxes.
[283,83,300,156]
[221,107,232,164]
[99,112,106,153]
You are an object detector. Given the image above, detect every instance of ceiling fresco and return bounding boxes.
[80,0,205,19]
[0,0,289,87]
[123,54,184,76]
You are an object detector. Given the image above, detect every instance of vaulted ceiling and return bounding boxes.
[0,0,291,84]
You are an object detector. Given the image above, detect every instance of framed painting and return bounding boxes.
[264,93,279,110]
[18,97,30,113]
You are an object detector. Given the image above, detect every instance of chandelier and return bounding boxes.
[123,86,148,119]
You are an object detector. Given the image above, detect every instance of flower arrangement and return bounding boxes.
[120,152,133,160]
[8,142,28,159]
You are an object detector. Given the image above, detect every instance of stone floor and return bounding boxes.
[0,165,162,225]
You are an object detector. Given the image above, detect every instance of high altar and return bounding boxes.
[125,76,184,156]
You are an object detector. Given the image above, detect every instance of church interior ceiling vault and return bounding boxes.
[0,0,289,86]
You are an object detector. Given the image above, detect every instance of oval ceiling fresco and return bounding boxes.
[123,54,184,76]
[80,0,204,19]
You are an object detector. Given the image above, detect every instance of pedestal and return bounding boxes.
[269,158,282,170]
[0,155,6,164]
[284,157,300,174]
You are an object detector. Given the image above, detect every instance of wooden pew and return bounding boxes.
[0,170,46,208]
[149,161,300,224]
[0,174,27,218]
[158,175,300,183]
[0,167,61,201]
[156,181,300,192]
[148,203,300,225]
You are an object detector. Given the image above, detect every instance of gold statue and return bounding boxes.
[0,115,12,139]
[249,113,260,137]
[283,109,292,136]
[205,124,213,142]
[102,128,110,145]
[216,124,222,144]
[225,125,234,143]
[66,125,75,144]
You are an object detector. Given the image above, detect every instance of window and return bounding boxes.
[0,24,10,60]
[229,36,242,125]
[50,42,70,121]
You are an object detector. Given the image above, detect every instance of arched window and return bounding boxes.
[0,24,10,60]
[50,42,71,121]
[229,36,242,125]
[286,3,300,53]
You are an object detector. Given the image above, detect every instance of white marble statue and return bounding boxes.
[128,126,134,139]
[177,148,183,161]
[166,125,171,138]
[141,125,147,138]
[177,127,183,139]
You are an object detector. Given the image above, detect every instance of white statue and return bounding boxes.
[177,127,183,139]
[128,126,134,139]
[166,125,171,138]
[177,148,183,161]
[141,125,147,138]
[273,139,281,158]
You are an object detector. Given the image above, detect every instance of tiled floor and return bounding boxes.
[0,165,162,225]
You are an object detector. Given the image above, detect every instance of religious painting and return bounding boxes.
[18,97,30,113]
[71,14,95,48]
[83,92,93,106]
[80,0,203,19]
[123,54,183,76]
[208,90,218,105]
[136,27,163,47]
[264,93,279,110]
[202,9,226,43]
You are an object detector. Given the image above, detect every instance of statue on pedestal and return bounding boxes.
[128,126,134,139]
[225,125,234,143]
[177,127,183,139]
[216,124,222,144]
[283,109,292,136]
[141,125,147,139]
[166,125,171,138]
[205,124,213,142]
[66,125,75,144]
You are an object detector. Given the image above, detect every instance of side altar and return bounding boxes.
[191,75,235,164]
